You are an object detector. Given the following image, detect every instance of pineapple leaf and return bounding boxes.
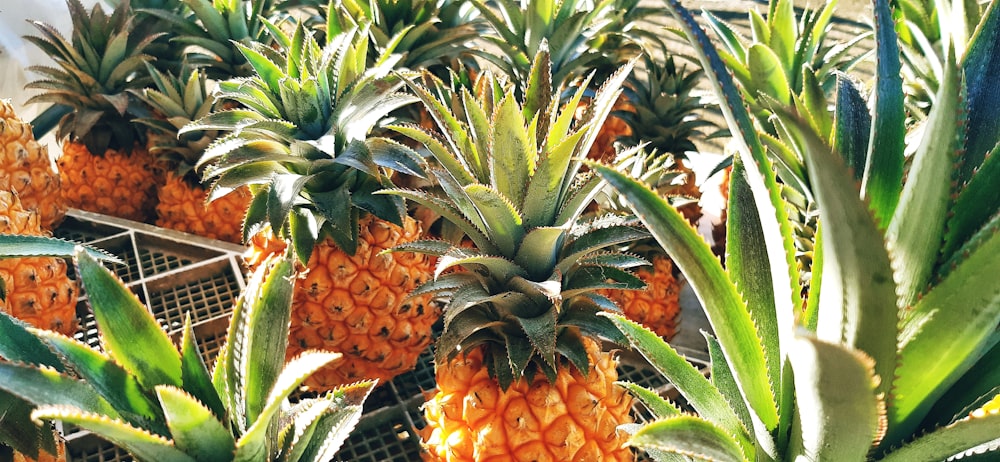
[522,127,589,228]
[772,108,899,413]
[155,386,235,461]
[37,331,163,430]
[617,382,682,419]
[892,213,1000,440]
[0,363,120,419]
[747,44,792,105]
[513,226,566,281]
[831,74,871,181]
[960,0,1000,184]
[0,311,65,371]
[76,248,183,390]
[235,42,284,96]
[267,173,311,234]
[591,162,777,434]
[725,158,780,396]
[31,406,196,462]
[786,335,883,461]
[289,208,320,265]
[657,0,802,387]
[886,43,963,307]
[235,351,341,461]
[515,311,558,371]
[628,415,747,462]
[879,411,1000,462]
[705,333,754,439]
[604,314,753,457]
[557,224,649,275]
[489,92,533,207]
[292,381,373,462]
[941,141,1000,263]
[862,0,906,226]
[367,137,426,179]
[559,302,626,345]
[464,184,524,258]
[238,254,297,426]
[0,235,120,264]
[437,251,526,281]
[767,0,796,75]
[179,316,227,423]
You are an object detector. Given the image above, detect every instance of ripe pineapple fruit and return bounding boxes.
[0,180,77,337]
[189,24,437,390]
[25,0,158,223]
[133,65,251,243]
[386,53,643,461]
[0,101,65,230]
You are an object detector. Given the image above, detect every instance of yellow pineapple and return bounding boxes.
[423,338,633,461]
[0,181,77,337]
[600,255,681,340]
[192,25,438,390]
[134,66,251,243]
[25,0,159,223]
[247,216,438,389]
[56,142,158,222]
[156,172,251,243]
[0,101,65,229]
[388,55,641,461]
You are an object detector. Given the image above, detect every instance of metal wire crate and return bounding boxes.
[53,210,248,461]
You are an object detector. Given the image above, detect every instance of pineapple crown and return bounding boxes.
[615,53,712,158]
[131,63,221,181]
[319,0,482,74]
[593,0,1000,459]
[140,0,278,79]
[383,52,650,388]
[25,0,157,154]
[0,244,371,461]
[184,23,423,258]
[470,0,655,93]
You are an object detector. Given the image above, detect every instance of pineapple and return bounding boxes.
[0,180,78,337]
[0,246,373,462]
[133,65,251,243]
[0,101,65,230]
[25,0,159,223]
[187,24,437,390]
[386,53,643,461]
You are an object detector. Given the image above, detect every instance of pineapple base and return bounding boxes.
[422,338,635,462]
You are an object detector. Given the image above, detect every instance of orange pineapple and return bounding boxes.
[601,255,681,340]
[12,437,65,462]
[390,56,640,461]
[247,216,438,389]
[0,101,65,229]
[56,142,158,222]
[423,338,633,461]
[194,25,438,390]
[134,66,251,243]
[26,0,159,223]
[0,181,77,336]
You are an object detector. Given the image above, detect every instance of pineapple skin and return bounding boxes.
[155,172,251,244]
[602,255,681,340]
[57,141,159,223]
[422,337,635,462]
[0,101,66,230]
[249,215,439,390]
[0,187,78,337]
